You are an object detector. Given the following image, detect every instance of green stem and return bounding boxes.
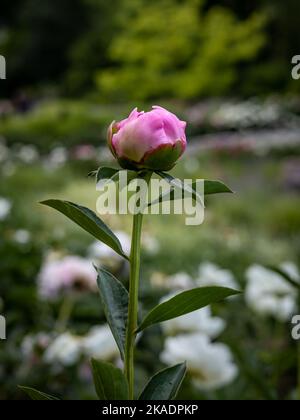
[55,295,74,333]
[125,211,143,400]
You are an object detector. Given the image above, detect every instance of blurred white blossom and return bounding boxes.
[13,229,31,244]
[22,324,119,367]
[245,263,299,321]
[37,255,97,300]
[81,325,119,361]
[0,197,12,221]
[280,261,300,282]
[210,100,281,129]
[161,334,238,391]
[197,262,238,289]
[17,145,39,163]
[44,333,81,366]
[44,147,68,169]
[142,233,160,255]
[160,293,225,338]
[88,230,131,267]
[21,332,51,359]
[150,271,194,291]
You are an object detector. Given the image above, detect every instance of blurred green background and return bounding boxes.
[1,0,300,400]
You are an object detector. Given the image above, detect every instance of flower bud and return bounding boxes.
[107,106,187,171]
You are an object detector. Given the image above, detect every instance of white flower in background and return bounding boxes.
[21,332,51,358]
[0,197,12,221]
[161,334,238,391]
[13,229,31,244]
[81,325,119,361]
[142,233,160,255]
[169,272,194,290]
[17,145,39,163]
[44,147,68,169]
[245,264,298,321]
[280,261,300,282]
[160,293,225,338]
[151,271,194,291]
[197,262,238,289]
[88,230,131,266]
[210,100,280,129]
[37,255,97,300]
[44,333,81,366]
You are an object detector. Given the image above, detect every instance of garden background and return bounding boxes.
[1,0,300,400]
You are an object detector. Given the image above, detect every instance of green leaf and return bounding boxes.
[139,363,186,400]
[40,200,129,260]
[94,167,139,188]
[137,286,240,332]
[156,171,204,207]
[96,266,128,359]
[149,178,232,207]
[203,180,233,195]
[266,265,300,290]
[19,386,59,400]
[91,359,129,400]
[96,167,120,184]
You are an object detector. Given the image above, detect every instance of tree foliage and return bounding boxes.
[97,0,267,100]
[0,0,299,98]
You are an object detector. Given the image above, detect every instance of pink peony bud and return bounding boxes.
[107,106,187,171]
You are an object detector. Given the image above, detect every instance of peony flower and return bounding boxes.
[245,263,299,321]
[150,271,194,291]
[280,261,300,282]
[44,147,67,170]
[107,106,187,171]
[196,262,238,289]
[160,293,225,338]
[0,197,12,221]
[21,332,51,360]
[43,333,82,366]
[13,229,31,245]
[37,255,97,300]
[81,325,119,361]
[72,145,97,161]
[88,230,131,269]
[141,233,160,255]
[161,334,238,391]
[17,145,39,164]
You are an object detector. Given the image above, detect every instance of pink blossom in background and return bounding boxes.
[37,255,97,300]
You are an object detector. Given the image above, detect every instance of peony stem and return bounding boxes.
[55,295,74,333]
[125,211,144,399]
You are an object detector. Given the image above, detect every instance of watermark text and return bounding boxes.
[292,55,300,80]
[0,55,6,80]
[291,315,300,340]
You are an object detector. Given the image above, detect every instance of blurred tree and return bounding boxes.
[1,0,300,98]
[0,0,87,95]
[64,0,125,94]
[96,0,267,101]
